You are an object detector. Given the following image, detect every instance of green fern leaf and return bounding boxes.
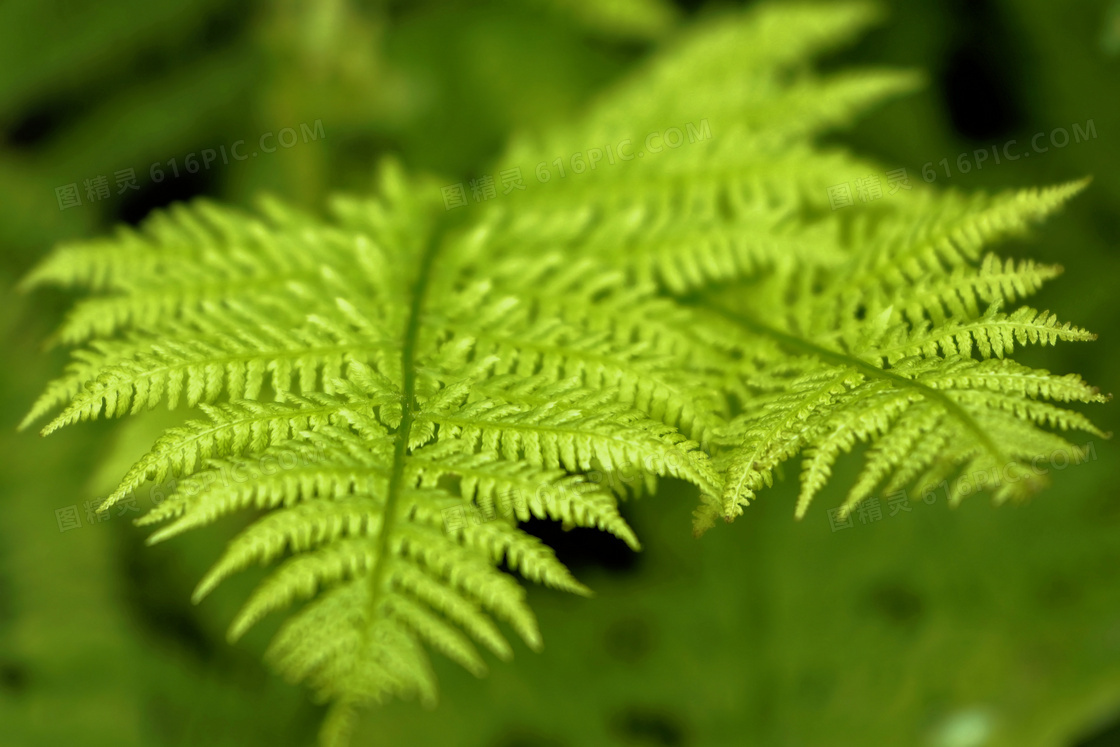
[23,3,1107,743]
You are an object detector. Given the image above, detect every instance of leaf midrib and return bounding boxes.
[365,217,447,626]
[697,301,1013,516]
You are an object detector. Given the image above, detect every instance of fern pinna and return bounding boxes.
[22,3,1106,743]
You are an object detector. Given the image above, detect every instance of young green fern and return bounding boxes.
[22,3,1107,744]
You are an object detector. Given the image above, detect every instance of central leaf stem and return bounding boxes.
[694,301,1013,500]
[365,211,450,622]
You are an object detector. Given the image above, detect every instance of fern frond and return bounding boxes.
[25,151,719,727]
[699,294,1104,523]
[124,396,358,515]
[820,180,1090,321]
[873,305,1096,364]
[897,254,1063,326]
[23,3,1107,743]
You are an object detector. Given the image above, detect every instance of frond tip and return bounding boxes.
[690,176,1104,531]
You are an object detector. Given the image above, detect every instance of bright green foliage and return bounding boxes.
[23,3,1107,745]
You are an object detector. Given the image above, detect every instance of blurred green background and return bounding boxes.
[1,1,1117,745]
